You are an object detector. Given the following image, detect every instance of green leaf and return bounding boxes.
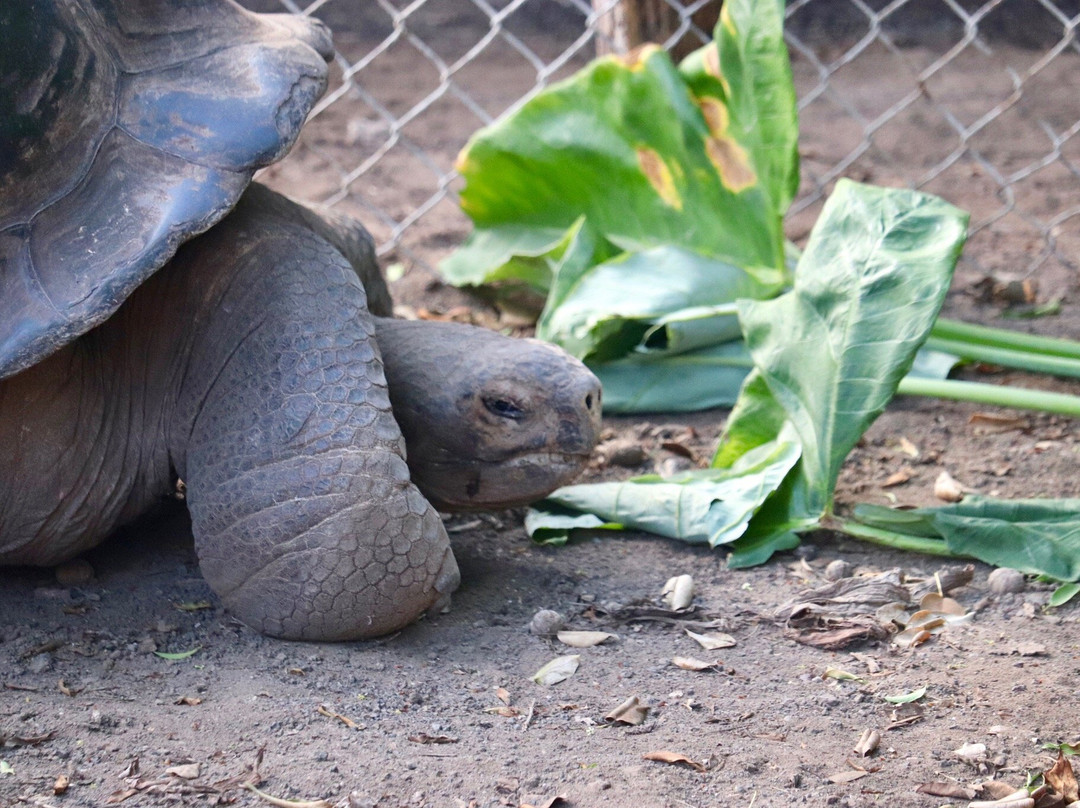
[909,348,959,380]
[538,246,781,361]
[1049,583,1080,608]
[712,368,788,468]
[523,503,622,546]
[681,0,799,216]
[737,179,969,514]
[528,181,966,562]
[527,439,801,548]
[1044,741,1080,755]
[452,45,784,278]
[852,497,1080,581]
[154,646,202,660]
[726,527,801,568]
[591,340,752,413]
[883,686,927,704]
[536,218,618,324]
[589,341,954,416]
[0,760,12,776]
[440,224,572,290]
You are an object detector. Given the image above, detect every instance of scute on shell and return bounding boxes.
[0,0,333,379]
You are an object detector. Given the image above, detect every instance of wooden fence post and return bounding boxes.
[592,0,721,58]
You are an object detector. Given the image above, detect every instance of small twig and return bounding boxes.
[315,704,358,729]
[19,639,65,659]
[885,714,924,730]
[522,699,536,731]
[241,783,332,808]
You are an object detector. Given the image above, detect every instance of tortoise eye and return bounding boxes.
[483,396,524,419]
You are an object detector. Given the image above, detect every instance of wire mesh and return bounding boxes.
[246,0,1080,296]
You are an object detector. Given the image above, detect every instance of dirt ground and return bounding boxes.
[4,7,1080,808]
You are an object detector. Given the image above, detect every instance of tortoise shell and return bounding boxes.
[0,0,332,378]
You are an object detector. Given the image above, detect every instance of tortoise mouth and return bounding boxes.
[412,450,593,512]
[494,450,592,469]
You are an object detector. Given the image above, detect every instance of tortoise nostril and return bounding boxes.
[585,393,593,410]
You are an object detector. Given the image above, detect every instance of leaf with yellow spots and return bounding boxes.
[681,0,799,215]
[440,0,802,416]
[445,44,784,290]
[706,136,757,192]
[636,148,682,209]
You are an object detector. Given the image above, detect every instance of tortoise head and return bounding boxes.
[375,318,602,511]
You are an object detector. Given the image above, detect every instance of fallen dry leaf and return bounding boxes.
[642,750,706,773]
[556,630,616,648]
[915,782,976,803]
[165,763,200,780]
[786,617,893,650]
[828,770,868,784]
[685,629,736,650]
[604,695,649,726]
[520,795,568,808]
[953,742,988,763]
[174,696,202,706]
[882,469,912,487]
[892,592,971,648]
[976,781,1030,801]
[969,412,1030,433]
[967,792,1034,808]
[1045,752,1080,803]
[780,569,911,617]
[53,774,70,795]
[934,470,967,502]
[407,734,458,745]
[531,655,579,686]
[910,564,976,598]
[915,782,977,799]
[495,687,511,705]
[854,729,881,757]
[892,626,934,648]
[897,436,920,457]
[918,593,966,615]
[660,440,697,461]
[662,575,695,610]
[671,656,721,672]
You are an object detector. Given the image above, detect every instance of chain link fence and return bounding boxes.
[247,0,1080,300]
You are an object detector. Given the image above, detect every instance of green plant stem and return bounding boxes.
[897,376,1080,417]
[931,317,1080,360]
[829,516,957,557]
[925,336,1080,379]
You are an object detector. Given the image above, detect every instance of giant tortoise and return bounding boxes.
[0,0,601,641]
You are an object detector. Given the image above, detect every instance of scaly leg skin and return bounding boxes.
[166,191,458,641]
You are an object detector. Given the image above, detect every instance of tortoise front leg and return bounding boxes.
[167,193,458,641]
